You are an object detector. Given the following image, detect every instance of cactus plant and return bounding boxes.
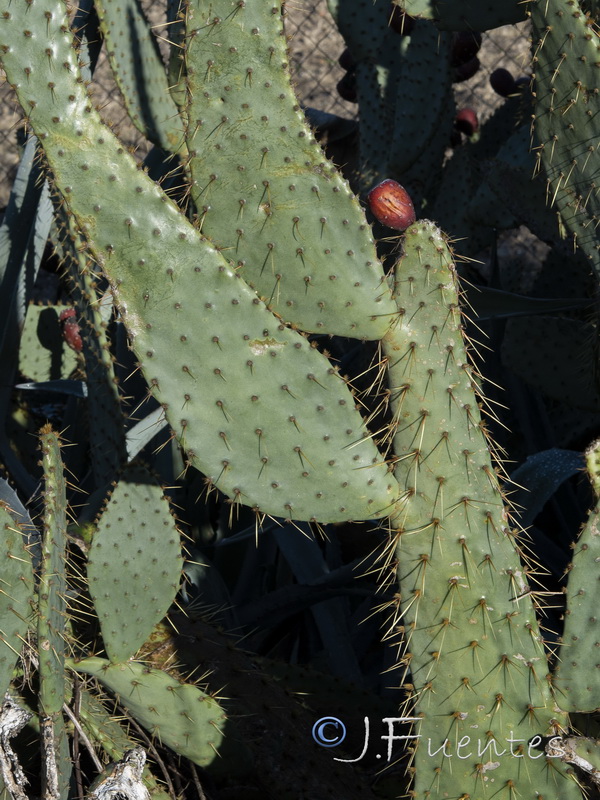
[0,0,600,798]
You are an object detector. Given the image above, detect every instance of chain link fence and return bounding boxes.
[0,0,531,207]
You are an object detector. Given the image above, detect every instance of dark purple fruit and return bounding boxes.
[490,67,517,97]
[337,71,357,103]
[454,108,479,136]
[338,48,355,72]
[388,4,416,35]
[367,179,416,231]
[452,56,480,84]
[451,31,482,67]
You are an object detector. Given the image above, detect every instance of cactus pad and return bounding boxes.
[87,465,183,664]
[69,657,225,767]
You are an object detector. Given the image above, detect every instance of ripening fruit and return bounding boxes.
[367,179,416,231]
[451,31,482,67]
[454,108,479,136]
[490,67,516,97]
[59,308,83,353]
[452,55,480,84]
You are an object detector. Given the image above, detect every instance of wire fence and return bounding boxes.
[0,0,531,207]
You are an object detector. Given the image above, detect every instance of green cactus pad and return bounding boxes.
[94,0,184,152]
[398,0,527,30]
[531,0,600,278]
[68,657,225,767]
[382,221,578,799]
[0,0,400,523]
[78,685,172,800]
[19,303,78,383]
[586,438,600,497]
[555,501,600,712]
[87,465,183,664]
[0,504,34,697]
[184,0,396,338]
[38,427,68,716]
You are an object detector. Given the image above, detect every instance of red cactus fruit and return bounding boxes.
[490,67,516,97]
[451,31,482,67]
[59,308,83,353]
[454,108,479,136]
[59,308,76,323]
[367,179,416,231]
[452,56,480,83]
[388,4,416,35]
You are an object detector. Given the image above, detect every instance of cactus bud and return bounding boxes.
[367,179,416,231]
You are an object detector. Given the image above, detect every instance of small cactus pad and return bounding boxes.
[87,465,183,664]
[94,0,184,152]
[530,0,600,278]
[69,657,225,767]
[381,221,578,799]
[0,504,34,697]
[38,427,68,716]
[555,498,600,712]
[0,0,400,523]
[184,0,396,338]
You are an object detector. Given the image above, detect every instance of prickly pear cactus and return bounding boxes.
[0,0,400,524]
[382,221,578,799]
[1,0,600,798]
[530,0,600,277]
[87,464,183,664]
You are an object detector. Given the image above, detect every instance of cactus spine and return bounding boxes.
[382,221,578,799]
[0,0,599,798]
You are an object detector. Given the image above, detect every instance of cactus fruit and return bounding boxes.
[454,107,479,136]
[367,179,416,230]
[452,55,480,83]
[59,308,83,353]
[490,67,517,97]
